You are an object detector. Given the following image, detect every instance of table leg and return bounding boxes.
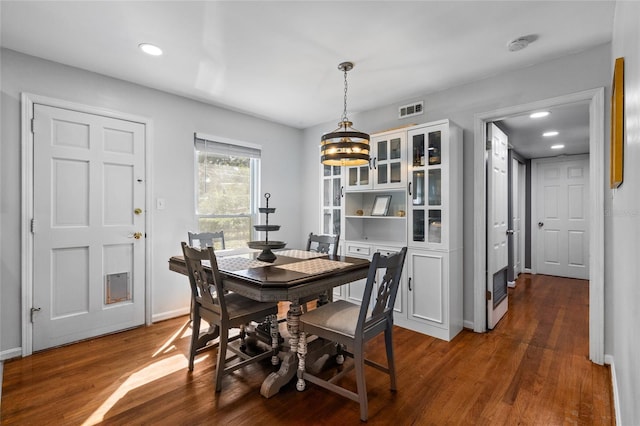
[260,301,302,398]
[269,314,279,365]
[296,332,307,391]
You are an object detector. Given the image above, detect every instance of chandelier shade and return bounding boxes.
[320,62,370,166]
[320,121,370,166]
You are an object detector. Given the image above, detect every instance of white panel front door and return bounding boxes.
[32,104,146,351]
[487,123,509,329]
[534,156,589,279]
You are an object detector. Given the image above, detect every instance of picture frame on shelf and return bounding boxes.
[371,195,392,216]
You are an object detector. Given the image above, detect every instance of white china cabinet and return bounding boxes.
[322,119,463,341]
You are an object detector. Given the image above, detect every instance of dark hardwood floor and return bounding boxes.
[1,274,614,425]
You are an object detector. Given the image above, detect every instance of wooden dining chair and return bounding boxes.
[301,233,340,311]
[181,242,279,392]
[306,232,340,256]
[188,231,226,250]
[296,247,408,421]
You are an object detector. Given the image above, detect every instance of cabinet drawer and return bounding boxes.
[346,244,371,257]
[376,246,401,257]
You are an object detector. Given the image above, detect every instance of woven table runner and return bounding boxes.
[274,258,351,275]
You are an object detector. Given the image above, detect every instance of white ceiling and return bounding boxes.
[1,1,614,156]
[497,102,591,159]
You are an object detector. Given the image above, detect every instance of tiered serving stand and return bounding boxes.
[247,193,286,262]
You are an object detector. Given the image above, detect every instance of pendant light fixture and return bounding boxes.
[320,62,370,166]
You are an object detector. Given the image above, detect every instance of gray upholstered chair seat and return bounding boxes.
[298,300,361,339]
[202,292,277,319]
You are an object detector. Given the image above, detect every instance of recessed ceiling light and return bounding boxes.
[139,43,163,56]
[530,111,550,119]
[551,144,565,150]
[543,131,559,137]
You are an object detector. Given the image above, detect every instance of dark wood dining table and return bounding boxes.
[169,248,370,397]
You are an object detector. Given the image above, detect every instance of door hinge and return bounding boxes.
[486,290,492,301]
[30,218,37,234]
[486,139,492,151]
[31,118,35,134]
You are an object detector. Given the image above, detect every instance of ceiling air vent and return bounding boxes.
[399,101,424,119]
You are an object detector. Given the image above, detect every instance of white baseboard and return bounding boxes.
[508,280,516,288]
[0,347,22,361]
[604,354,621,426]
[152,307,190,323]
[524,268,532,273]
[463,320,475,330]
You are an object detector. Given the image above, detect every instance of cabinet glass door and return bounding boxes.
[374,133,405,189]
[322,165,342,235]
[409,124,446,248]
[427,129,442,244]
[376,137,403,186]
[346,163,371,190]
[428,130,441,165]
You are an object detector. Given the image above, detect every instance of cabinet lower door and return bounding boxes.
[408,250,448,330]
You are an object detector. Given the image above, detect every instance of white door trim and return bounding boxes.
[21,93,154,356]
[473,88,604,365]
[530,154,589,277]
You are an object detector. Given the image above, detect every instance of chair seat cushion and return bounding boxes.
[301,300,360,339]
[225,292,278,319]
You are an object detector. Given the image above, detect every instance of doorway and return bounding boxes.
[21,93,153,355]
[472,88,605,364]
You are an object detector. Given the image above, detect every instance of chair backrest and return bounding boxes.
[306,232,340,256]
[181,242,226,316]
[357,247,408,335]
[188,231,226,250]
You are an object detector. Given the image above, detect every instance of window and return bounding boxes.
[194,134,261,249]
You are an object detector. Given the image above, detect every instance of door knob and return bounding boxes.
[506,229,514,235]
[128,232,143,239]
[538,222,544,228]
[134,208,143,215]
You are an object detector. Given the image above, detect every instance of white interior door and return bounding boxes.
[511,158,523,284]
[487,123,509,329]
[32,103,146,351]
[534,156,589,279]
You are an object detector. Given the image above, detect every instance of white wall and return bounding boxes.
[0,48,304,355]
[302,44,611,330]
[609,2,640,424]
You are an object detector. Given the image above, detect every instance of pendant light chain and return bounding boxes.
[342,67,349,123]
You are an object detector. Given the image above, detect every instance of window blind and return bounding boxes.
[194,133,261,159]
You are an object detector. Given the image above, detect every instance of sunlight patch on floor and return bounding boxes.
[82,322,212,426]
[81,353,210,425]
[152,320,192,358]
